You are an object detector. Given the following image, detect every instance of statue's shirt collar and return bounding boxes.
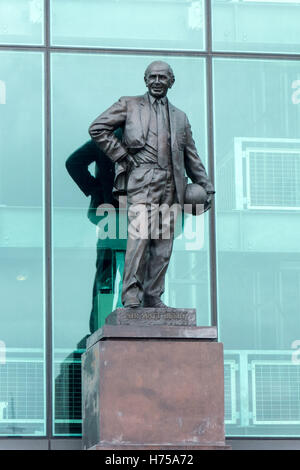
[148,93,167,106]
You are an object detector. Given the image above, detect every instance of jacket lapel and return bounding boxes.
[139,93,150,140]
[168,100,177,149]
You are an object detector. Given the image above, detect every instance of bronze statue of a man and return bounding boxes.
[89,61,215,308]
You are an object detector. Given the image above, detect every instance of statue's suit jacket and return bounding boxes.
[89,93,214,206]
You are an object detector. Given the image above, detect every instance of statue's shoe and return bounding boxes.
[123,303,140,308]
[143,297,168,308]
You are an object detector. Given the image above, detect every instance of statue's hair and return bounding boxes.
[144,61,175,85]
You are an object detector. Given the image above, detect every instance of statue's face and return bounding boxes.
[145,63,173,99]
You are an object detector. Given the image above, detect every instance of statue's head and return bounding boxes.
[144,61,175,99]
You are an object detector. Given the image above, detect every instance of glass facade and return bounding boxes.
[50,0,205,51]
[212,0,300,54]
[0,50,45,435]
[0,0,44,45]
[214,58,300,435]
[0,0,300,443]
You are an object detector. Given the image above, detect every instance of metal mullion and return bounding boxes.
[0,45,46,51]
[47,46,208,57]
[44,0,52,448]
[0,43,300,60]
[205,0,218,330]
[205,0,212,55]
[210,51,300,61]
[0,45,300,61]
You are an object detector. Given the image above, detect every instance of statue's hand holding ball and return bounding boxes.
[184,183,213,215]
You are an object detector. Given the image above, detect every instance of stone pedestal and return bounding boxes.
[82,309,229,450]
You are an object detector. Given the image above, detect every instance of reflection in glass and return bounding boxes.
[65,135,127,332]
[214,58,300,437]
[0,51,45,436]
[212,0,300,54]
[0,0,44,45]
[51,0,205,51]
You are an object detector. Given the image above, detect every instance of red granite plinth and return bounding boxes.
[82,324,227,450]
[89,444,231,450]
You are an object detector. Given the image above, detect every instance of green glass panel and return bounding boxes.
[212,0,300,54]
[51,52,211,435]
[50,0,205,51]
[0,0,44,45]
[0,51,45,436]
[213,58,300,436]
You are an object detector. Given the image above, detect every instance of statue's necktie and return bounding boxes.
[155,100,169,169]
